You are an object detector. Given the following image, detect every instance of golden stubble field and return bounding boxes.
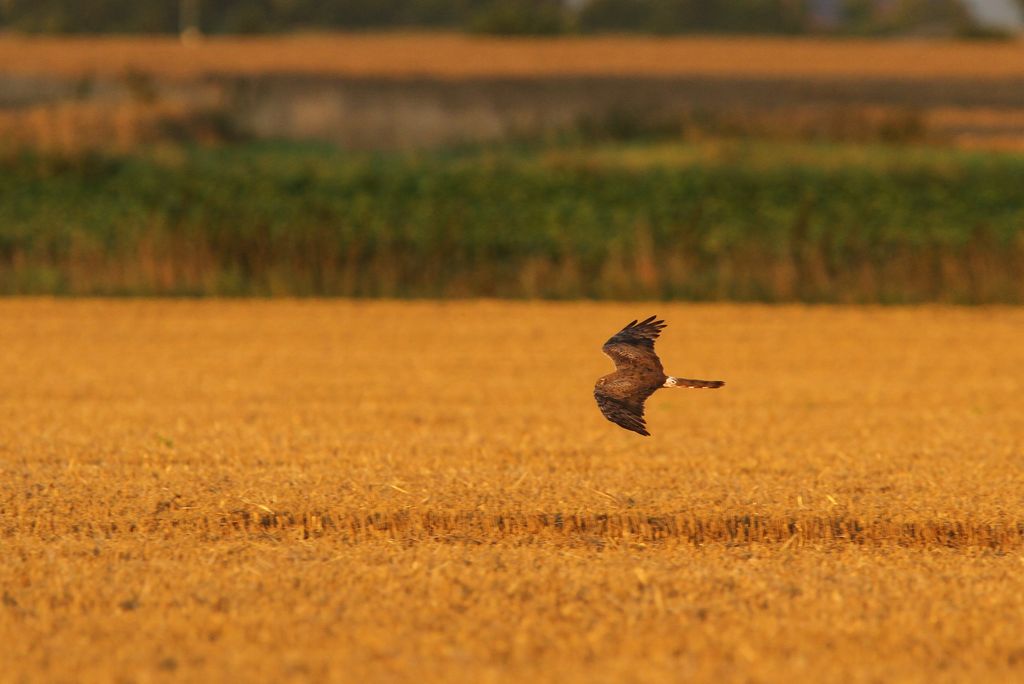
[3,34,1024,79]
[2,299,1024,683]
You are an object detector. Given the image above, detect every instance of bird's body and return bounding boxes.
[594,316,724,436]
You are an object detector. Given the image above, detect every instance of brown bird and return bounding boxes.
[594,316,724,436]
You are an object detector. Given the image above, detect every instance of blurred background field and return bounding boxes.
[2,7,1024,304]
[4,33,1024,151]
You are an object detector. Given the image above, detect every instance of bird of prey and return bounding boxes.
[594,315,724,436]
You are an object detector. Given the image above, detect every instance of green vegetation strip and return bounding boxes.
[2,141,1022,302]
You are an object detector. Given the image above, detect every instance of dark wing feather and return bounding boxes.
[593,385,657,437]
[601,315,666,374]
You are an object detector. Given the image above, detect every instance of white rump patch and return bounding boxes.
[663,377,678,387]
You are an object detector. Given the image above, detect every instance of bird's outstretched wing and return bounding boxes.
[601,315,665,374]
[593,386,657,437]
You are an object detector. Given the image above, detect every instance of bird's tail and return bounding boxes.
[663,376,725,389]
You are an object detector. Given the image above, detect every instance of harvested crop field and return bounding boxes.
[2,299,1024,682]
[3,34,1024,79]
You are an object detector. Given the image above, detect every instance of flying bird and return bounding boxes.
[594,315,724,436]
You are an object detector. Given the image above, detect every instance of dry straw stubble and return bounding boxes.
[2,300,1024,682]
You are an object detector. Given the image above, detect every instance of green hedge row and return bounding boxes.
[2,140,1022,302]
[2,0,969,36]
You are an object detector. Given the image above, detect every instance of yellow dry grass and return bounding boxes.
[2,299,1024,682]
[2,33,1024,79]
[0,101,202,153]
